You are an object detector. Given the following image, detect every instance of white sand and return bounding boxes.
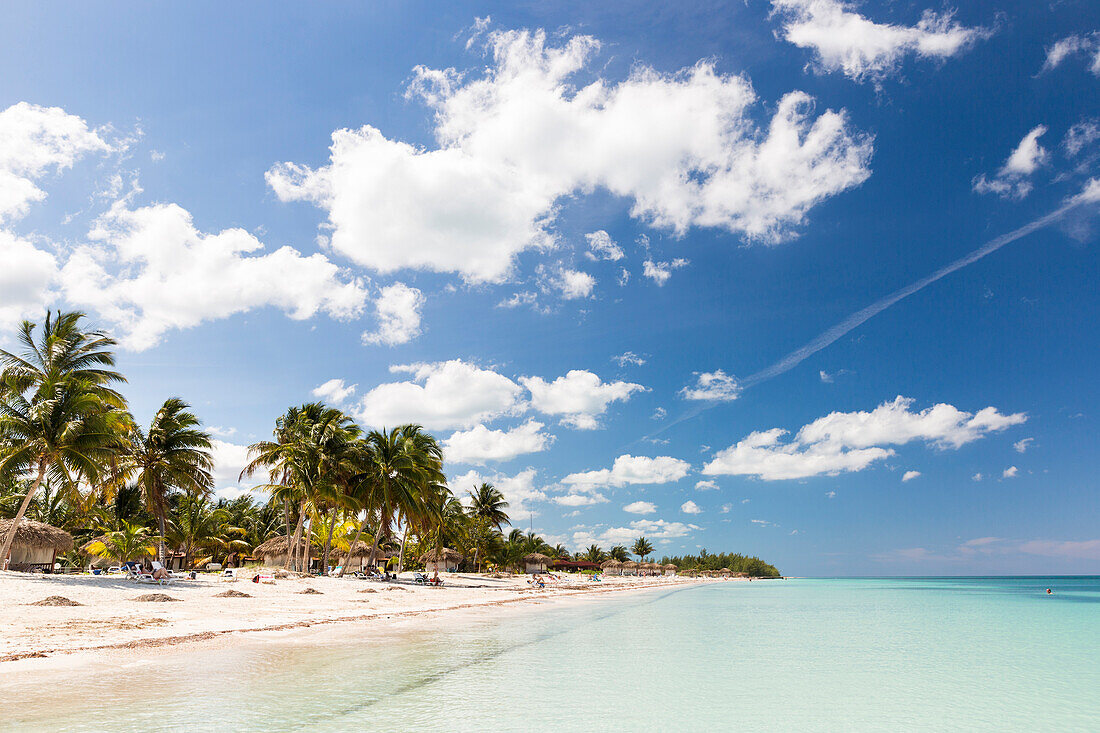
[0,569,721,668]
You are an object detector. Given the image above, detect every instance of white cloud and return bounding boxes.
[553,492,608,507]
[770,0,988,83]
[972,472,983,482]
[358,359,525,430]
[623,500,657,514]
[902,470,921,482]
[1002,466,1018,479]
[1014,438,1033,454]
[680,500,702,515]
[444,419,553,465]
[695,480,719,491]
[585,230,624,261]
[704,396,1026,481]
[651,407,667,420]
[449,468,546,516]
[642,257,688,286]
[312,378,357,405]
[207,426,237,438]
[570,518,700,548]
[1041,34,1100,75]
[680,370,741,401]
[1064,120,1100,157]
[563,454,691,489]
[211,439,254,499]
[825,490,836,498]
[972,126,1049,200]
[362,282,424,346]
[0,230,59,326]
[60,201,369,350]
[1017,539,1100,560]
[497,290,541,310]
[720,503,732,513]
[268,27,872,283]
[0,102,111,222]
[542,266,595,300]
[612,351,646,367]
[521,370,645,429]
[751,519,774,527]
[617,268,630,286]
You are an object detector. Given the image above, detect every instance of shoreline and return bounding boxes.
[0,570,726,671]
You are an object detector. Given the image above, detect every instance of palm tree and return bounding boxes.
[609,545,630,562]
[467,483,510,531]
[632,536,654,563]
[85,519,159,566]
[549,544,571,561]
[0,312,128,569]
[115,398,214,565]
[584,544,607,563]
[338,425,443,578]
[168,494,248,569]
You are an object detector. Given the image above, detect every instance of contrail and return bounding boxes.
[638,195,1094,443]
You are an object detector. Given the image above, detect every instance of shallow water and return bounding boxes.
[3,577,1097,732]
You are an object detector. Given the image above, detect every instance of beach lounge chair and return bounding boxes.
[414,572,428,584]
[221,568,237,582]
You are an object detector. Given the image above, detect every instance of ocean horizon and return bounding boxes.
[4,576,1097,732]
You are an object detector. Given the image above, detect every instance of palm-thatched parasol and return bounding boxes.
[253,535,310,558]
[524,552,551,564]
[0,519,73,552]
[421,547,463,563]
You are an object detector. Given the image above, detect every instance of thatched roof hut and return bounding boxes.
[421,547,462,572]
[600,559,623,576]
[621,560,639,576]
[0,519,73,571]
[719,567,732,577]
[253,535,312,567]
[334,541,393,570]
[663,563,677,576]
[524,552,551,573]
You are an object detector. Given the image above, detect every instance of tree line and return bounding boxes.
[0,311,779,577]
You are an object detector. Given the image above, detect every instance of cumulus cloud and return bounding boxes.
[553,492,608,507]
[571,518,700,548]
[362,282,424,346]
[59,201,369,350]
[541,266,596,300]
[1002,465,1018,478]
[902,470,921,482]
[1064,120,1100,158]
[680,370,741,401]
[703,396,1026,481]
[0,102,111,222]
[680,500,703,514]
[695,480,719,491]
[358,359,525,430]
[585,230,624,261]
[312,378,357,405]
[563,454,691,489]
[623,500,657,515]
[771,0,988,83]
[972,126,1049,200]
[642,258,689,286]
[211,439,254,500]
[443,419,553,465]
[521,370,645,429]
[267,26,873,283]
[0,230,59,326]
[1014,438,1033,454]
[450,468,546,516]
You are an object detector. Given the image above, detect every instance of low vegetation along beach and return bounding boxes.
[0,312,778,667]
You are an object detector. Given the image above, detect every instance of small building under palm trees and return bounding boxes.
[663,563,677,577]
[0,519,73,572]
[600,559,622,576]
[523,553,551,574]
[422,547,462,573]
[253,536,312,568]
[621,560,639,576]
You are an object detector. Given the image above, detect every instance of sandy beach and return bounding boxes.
[0,570,715,669]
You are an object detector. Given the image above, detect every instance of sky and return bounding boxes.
[1,0,1099,575]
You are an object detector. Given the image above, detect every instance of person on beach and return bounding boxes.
[152,566,169,581]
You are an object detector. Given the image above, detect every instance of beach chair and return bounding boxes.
[414,572,428,584]
[221,568,237,582]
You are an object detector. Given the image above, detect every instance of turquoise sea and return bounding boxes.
[3,577,1098,732]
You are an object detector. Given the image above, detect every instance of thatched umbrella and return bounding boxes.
[719,567,732,577]
[523,552,551,573]
[621,560,639,576]
[663,563,677,576]
[0,519,73,571]
[600,559,622,576]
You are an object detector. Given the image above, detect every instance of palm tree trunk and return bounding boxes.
[321,507,337,574]
[282,498,292,569]
[288,501,307,572]
[335,511,369,578]
[1,461,47,570]
[156,512,168,567]
[397,517,408,575]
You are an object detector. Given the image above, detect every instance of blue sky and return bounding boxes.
[2,0,1099,575]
